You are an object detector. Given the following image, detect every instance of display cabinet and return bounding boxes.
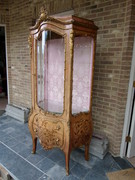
[28,7,98,175]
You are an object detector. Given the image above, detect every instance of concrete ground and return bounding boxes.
[0,114,133,180]
[0,97,7,110]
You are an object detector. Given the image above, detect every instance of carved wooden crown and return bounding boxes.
[39,6,48,21]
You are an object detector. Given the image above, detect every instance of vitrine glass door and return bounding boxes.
[72,36,94,114]
[37,31,65,114]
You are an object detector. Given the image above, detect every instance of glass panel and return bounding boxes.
[72,36,93,114]
[37,31,65,114]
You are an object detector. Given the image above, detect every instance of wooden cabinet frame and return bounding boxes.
[28,7,98,175]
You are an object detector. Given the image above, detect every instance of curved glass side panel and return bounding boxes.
[37,31,65,114]
[72,36,94,114]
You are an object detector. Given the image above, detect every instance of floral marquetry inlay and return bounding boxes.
[33,115,64,150]
[71,113,93,148]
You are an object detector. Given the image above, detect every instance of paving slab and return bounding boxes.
[0,115,133,180]
[0,143,43,180]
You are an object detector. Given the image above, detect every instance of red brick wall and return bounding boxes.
[4,0,135,155]
[0,0,9,24]
[73,0,135,155]
[7,0,33,107]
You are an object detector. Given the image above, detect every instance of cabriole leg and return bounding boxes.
[65,150,70,175]
[32,137,37,154]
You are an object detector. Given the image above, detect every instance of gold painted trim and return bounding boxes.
[69,30,74,115]
[34,30,67,118]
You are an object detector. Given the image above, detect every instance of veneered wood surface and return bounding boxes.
[28,6,98,175]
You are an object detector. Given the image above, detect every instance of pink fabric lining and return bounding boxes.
[44,38,64,113]
[37,36,93,114]
[72,36,93,113]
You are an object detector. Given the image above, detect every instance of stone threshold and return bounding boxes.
[0,164,14,180]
